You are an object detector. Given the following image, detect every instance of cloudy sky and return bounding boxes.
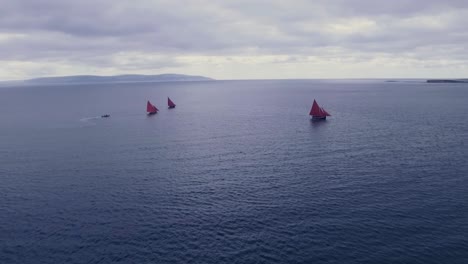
[1,0,467,80]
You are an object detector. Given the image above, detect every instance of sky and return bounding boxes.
[0,0,467,80]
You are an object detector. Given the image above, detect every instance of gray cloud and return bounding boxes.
[0,0,467,79]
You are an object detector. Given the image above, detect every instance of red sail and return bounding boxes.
[309,99,330,117]
[168,97,176,107]
[309,100,322,116]
[321,107,331,116]
[147,100,158,113]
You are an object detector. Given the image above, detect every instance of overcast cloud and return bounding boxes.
[0,0,467,80]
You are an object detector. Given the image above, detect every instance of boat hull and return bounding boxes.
[147,112,157,115]
[168,106,175,109]
[311,116,326,120]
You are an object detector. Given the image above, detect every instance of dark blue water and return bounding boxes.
[1,80,467,263]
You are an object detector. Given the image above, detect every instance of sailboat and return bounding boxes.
[309,99,331,120]
[147,100,159,115]
[168,97,176,109]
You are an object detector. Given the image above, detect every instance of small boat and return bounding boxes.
[309,99,331,120]
[101,114,110,118]
[147,100,159,115]
[168,97,176,109]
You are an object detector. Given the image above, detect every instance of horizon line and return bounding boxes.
[1,74,467,83]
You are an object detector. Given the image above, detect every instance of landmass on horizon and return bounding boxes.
[1,74,213,86]
[426,79,468,83]
[2,75,467,86]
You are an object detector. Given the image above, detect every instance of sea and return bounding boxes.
[1,80,467,264]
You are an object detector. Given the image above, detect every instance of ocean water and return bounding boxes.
[0,80,467,264]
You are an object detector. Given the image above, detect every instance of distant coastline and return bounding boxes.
[427,79,468,83]
[1,74,214,86]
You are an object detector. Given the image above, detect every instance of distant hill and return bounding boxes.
[21,74,213,85]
